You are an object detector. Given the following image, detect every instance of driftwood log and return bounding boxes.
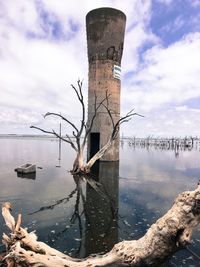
[1,184,200,266]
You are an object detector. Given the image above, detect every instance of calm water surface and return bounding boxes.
[0,137,200,266]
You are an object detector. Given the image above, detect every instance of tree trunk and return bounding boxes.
[84,139,113,172]
[72,149,86,174]
[2,183,200,266]
[72,139,113,174]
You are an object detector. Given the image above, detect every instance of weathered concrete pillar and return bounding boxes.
[86,7,126,161]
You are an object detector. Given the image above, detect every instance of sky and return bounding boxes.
[0,0,200,137]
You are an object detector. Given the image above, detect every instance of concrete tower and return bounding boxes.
[86,7,126,161]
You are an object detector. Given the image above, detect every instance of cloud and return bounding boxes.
[121,105,200,138]
[121,32,200,137]
[190,0,200,7]
[0,0,88,131]
[0,0,153,134]
[122,32,200,112]
[0,0,200,137]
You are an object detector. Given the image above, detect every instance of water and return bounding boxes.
[0,137,200,266]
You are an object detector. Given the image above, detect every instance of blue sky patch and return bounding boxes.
[32,0,79,41]
[150,0,200,46]
[184,97,200,109]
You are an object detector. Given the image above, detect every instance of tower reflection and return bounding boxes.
[83,161,119,256]
[27,162,119,258]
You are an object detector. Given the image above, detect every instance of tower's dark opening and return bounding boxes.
[90,132,100,158]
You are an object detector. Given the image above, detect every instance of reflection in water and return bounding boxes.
[126,137,200,158]
[0,137,200,266]
[57,124,62,167]
[28,188,77,215]
[16,171,36,180]
[84,162,119,256]
[25,162,119,258]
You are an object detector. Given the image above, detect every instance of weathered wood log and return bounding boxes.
[1,184,200,266]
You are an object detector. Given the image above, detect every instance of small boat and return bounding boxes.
[14,163,36,174]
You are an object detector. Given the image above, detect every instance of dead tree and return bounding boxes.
[31,80,140,174]
[2,183,200,266]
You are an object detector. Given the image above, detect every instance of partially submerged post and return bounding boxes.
[58,123,61,164]
[86,8,126,161]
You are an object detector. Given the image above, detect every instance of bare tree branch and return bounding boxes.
[71,80,85,138]
[30,126,77,151]
[85,109,143,171]
[30,80,143,174]
[44,112,79,134]
[81,91,111,150]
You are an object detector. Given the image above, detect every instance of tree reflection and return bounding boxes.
[28,188,78,215]
[28,162,119,258]
[126,136,199,157]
